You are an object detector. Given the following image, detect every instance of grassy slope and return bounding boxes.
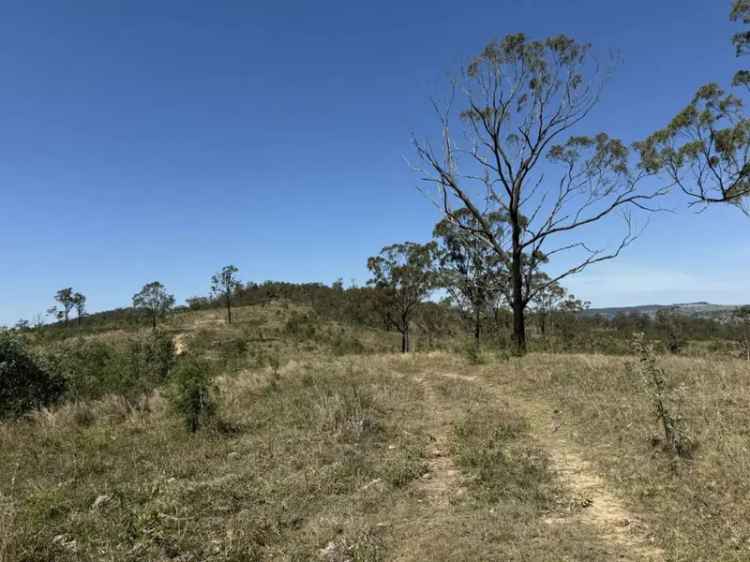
[2,304,750,560]
[0,354,623,561]
[504,353,750,561]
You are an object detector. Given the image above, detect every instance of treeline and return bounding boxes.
[22,273,750,356]
[165,276,750,355]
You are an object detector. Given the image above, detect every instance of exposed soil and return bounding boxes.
[432,369,665,562]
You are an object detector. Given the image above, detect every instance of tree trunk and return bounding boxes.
[510,220,527,355]
[152,313,157,330]
[226,294,232,325]
[474,307,481,347]
[401,324,410,353]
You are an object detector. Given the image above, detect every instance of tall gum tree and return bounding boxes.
[52,288,76,326]
[211,265,241,325]
[72,292,86,327]
[414,33,666,355]
[367,242,438,353]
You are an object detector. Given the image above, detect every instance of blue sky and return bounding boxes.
[1,0,748,325]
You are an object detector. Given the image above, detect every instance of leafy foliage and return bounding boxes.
[416,33,665,353]
[71,292,86,325]
[123,330,177,397]
[632,334,694,458]
[133,281,176,329]
[43,331,175,403]
[732,1,750,60]
[367,241,439,352]
[167,357,218,432]
[210,265,241,324]
[433,209,508,343]
[49,287,80,326]
[636,83,750,209]
[0,330,65,418]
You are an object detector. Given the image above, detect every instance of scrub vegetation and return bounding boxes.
[4,2,750,560]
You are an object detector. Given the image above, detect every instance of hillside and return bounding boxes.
[2,302,750,560]
[3,292,750,561]
[584,301,744,320]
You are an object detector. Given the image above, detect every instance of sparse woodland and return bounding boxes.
[2,3,750,561]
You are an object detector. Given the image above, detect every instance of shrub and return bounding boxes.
[283,311,318,340]
[463,342,486,365]
[167,358,218,432]
[42,331,176,405]
[124,330,176,395]
[632,333,694,458]
[330,330,366,356]
[216,333,249,362]
[0,330,65,418]
[44,338,118,401]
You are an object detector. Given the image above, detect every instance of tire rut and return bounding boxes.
[433,370,665,562]
[413,375,465,508]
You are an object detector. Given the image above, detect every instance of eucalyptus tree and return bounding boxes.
[732,1,750,78]
[635,2,750,211]
[211,265,241,324]
[635,84,750,212]
[72,292,87,327]
[414,34,665,354]
[51,288,76,326]
[433,208,507,345]
[367,242,439,353]
[528,275,567,338]
[133,281,175,330]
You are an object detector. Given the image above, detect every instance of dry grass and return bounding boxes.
[0,348,642,561]
[5,302,750,560]
[0,355,434,560]
[474,352,750,561]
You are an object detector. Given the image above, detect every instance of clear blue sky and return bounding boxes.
[1,0,748,325]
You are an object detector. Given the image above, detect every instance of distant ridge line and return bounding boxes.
[583,302,745,320]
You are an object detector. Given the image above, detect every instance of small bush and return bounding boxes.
[117,329,177,403]
[463,342,486,365]
[318,383,382,443]
[0,330,65,418]
[283,311,318,340]
[42,338,116,401]
[213,332,250,369]
[71,402,96,427]
[382,446,427,488]
[126,330,176,384]
[167,358,218,432]
[45,330,176,404]
[330,330,366,356]
[632,333,694,458]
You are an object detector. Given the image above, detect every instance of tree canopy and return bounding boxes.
[133,282,175,330]
[415,33,665,353]
[367,242,439,352]
[211,265,241,324]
